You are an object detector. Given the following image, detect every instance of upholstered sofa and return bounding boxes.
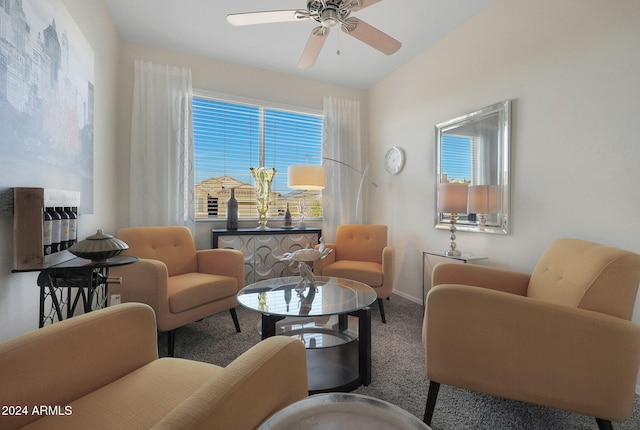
[0,303,308,430]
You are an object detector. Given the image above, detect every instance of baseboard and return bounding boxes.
[636,384,640,395]
[392,290,422,306]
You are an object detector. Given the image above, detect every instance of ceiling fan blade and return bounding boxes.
[350,0,383,12]
[227,10,309,26]
[341,17,401,55]
[298,26,330,69]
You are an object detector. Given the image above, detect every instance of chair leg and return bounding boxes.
[230,308,241,332]
[423,381,440,425]
[596,418,614,430]
[377,298,387,324]
[167,329,176,357]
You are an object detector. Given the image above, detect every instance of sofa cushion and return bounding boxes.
[321,260,383,288]
[168,273,239,313]
[22,358,221,430]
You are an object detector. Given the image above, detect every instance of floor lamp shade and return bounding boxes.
[438,183,469,214]
[288,164,326,190]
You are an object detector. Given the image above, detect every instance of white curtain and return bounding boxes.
[322,96,364,243]
[129,60,194,232]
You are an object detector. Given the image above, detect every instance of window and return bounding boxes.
[192,93,323,220]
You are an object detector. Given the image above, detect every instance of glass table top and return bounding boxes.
[238,276,377,318]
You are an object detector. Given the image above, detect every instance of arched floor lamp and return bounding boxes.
[288,157,378,224]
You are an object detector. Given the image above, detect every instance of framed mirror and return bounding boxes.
[435,100,511,234]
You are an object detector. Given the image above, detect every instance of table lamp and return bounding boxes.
[438,183,468,256]
[467,185,499,230]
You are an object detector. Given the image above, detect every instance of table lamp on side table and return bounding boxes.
[438,183,468,257]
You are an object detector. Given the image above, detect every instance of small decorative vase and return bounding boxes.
[250,167,276,230]
[226,188,238,230]
[284,202,292,227]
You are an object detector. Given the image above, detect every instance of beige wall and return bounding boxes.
[368,0,640,328]
[0,0,121,341]
[368,0,640,389]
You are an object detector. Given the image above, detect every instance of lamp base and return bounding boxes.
[445,213,461,257]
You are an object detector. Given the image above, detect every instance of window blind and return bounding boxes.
[193,95,323,220]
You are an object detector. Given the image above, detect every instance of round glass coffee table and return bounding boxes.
[238,276,377,394]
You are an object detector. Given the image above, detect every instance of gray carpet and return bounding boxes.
[160,294,640,430]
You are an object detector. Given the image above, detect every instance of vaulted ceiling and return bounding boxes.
[103,0,493,90]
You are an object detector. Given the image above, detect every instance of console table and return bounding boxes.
[422,250,487,308]
[212,228,321,284]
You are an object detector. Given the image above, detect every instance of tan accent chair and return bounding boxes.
[0,303,308,430]
[423,238,640,430]
[110,226,244,356]
[314,224,395,323]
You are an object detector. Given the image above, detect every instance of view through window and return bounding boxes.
[192,94,324,221]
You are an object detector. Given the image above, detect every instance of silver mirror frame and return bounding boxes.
[435,100,511,235]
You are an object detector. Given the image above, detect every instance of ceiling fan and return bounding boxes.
[227,0,402,68]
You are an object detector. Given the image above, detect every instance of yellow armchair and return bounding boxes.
[423,238,640,430]
[314,224,395,322]
[0,303,307,430]
[110,226,245,356]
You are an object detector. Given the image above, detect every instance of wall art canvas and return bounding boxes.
[0,0,94,214]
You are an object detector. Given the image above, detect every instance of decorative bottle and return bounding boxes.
[65,207,78,247]
[226,188,238,230]
[43,208,52,255]
[284,202,292,227]
[48,207,61,253]
[56,207,70,250]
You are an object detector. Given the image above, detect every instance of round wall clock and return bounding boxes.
[384,146,405,175]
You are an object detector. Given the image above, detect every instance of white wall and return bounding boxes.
[0,0,121,342]
[113,41,368,248]
[367,0,640,387]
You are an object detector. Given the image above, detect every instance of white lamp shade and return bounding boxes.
[468,185,500,214]
[288,164,326,190]
[438,183,468,214]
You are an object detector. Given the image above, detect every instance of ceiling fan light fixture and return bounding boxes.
[320,8,339,27]
[229,0,401,68]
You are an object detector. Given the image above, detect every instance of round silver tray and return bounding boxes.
[259,393,431,429]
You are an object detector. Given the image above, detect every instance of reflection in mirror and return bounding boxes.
[435,100,511,235]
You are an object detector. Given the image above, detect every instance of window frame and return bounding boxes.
[192,89,324,222]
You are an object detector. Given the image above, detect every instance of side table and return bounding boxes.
[422,250,487,307]
[34,255,138,327]
[259,393,431,429]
